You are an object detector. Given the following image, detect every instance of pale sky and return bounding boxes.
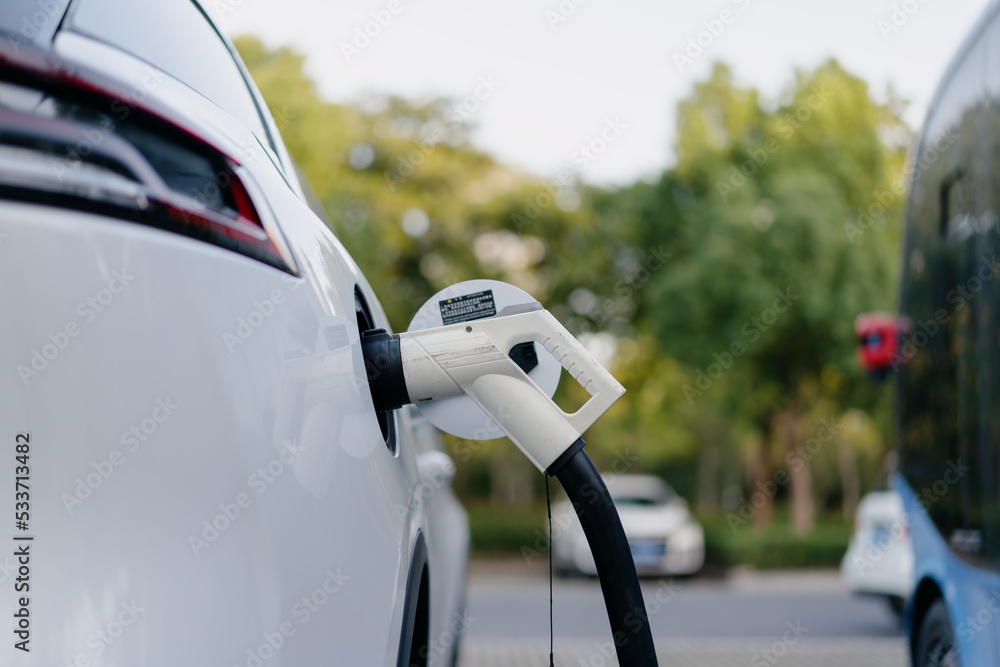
[216,0,991,187]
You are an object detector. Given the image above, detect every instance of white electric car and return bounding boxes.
[840,489,913,617]
[0,1,468,665]
[552,474,704,577]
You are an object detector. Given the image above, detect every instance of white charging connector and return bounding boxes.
[361,301,624,473]
[397,303,625,473]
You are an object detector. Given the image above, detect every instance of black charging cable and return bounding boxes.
[546,475,555,667]
[547,443,659,667]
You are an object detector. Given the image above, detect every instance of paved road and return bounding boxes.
[457,561,906,667]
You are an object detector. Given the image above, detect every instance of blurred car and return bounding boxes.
[840,489,913,616]
[553,474,704,576]
[0,1,467,665]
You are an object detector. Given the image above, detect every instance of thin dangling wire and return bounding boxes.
[546,475,555,667]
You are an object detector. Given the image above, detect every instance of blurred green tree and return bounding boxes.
[629,61,905,534]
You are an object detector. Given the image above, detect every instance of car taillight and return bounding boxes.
[155,160,293,271]
[0,39,296,274]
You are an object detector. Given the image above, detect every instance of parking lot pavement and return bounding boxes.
[459,639,906,667]
[457,560,907,667]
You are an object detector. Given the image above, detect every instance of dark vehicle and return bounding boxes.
[887,1,1000,664]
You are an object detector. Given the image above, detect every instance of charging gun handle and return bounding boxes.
[398,305,625,473]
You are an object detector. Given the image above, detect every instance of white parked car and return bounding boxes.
[840,490,913,616]
[0,1,468,665]
[553,474,704,577]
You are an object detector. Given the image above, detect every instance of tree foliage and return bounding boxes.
[633,61,905,531]
[237,37,904,530]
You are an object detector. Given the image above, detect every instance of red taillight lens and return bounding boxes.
[157,161,293,272]
[0,40,296,274]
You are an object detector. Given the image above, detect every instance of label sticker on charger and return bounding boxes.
[439,290,496,325]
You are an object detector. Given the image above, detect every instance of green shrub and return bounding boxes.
[703,517,851,569]
[466,504,546,554]
[467,505,851,569]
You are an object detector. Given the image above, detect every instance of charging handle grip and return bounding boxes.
[398,307,626,472]
[475,308,625,441]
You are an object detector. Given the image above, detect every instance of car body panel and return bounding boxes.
[409,411,471,666]
[0,0,468,664]
[898,476,1000,666]
[0,201,415,665]
[893,2,1000,664]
